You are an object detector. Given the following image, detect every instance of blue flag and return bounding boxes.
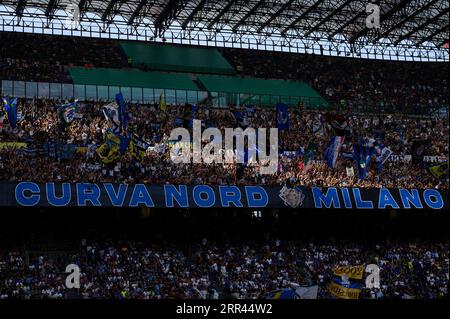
[353,143,376,180]
[325,136,345,168]
[183,104,198,128]
[232,110,248,128]
[119,134,132,154]
[276,103,289,130]
[57,100,77,125]
[245,106,255,116]
[115,92,129,131]
[374,142,392,171]
[174,118,183,127]
[3,97,18,129]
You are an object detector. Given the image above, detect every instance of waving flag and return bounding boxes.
[329,277,362,299]
[115,92,129,131]
[276,103,289,130]
[244,106,255,118]
[374,142,392,170]
[96,131,121,164]
[119,134,132,154]
[183,103,198,128]
[353,143,376,180]
[325,136,345,168]
[57,100,77,126]
[102,102,120,133]
[159,92,167,112]
[429,161,449,178]
[3,97,18,129]
[232,110,248,128]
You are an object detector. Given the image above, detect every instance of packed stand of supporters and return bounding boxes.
[0,238,448,299]
[0,32,448,115]
[0,32,128,83]
[220,48,449,113]
[0,98,448,188]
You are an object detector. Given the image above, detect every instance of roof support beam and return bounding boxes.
[45,0,58,18]
[207,0,238,29]
[394,10,448,44]
[349,0,411,43]
[303,0,352,37]
[102,0,120,21]
[128,0,148,25]
[75,0,91,21]
[281,0,324,36]
[181,0,207,29]
[232,0,265,32]
[257,0,296,32]
[417,24,449,45]
[372,0,440,43]
[15,0,27,17]
[154,0,181,33]
[328,11,364,39]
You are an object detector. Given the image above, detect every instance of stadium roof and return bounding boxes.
[0,0,448,61]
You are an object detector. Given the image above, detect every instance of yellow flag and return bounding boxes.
[333,265,365,280]
[429,162,449,178]
[328,281,361,299]
[96,132,121,164]
[159,92,167,112]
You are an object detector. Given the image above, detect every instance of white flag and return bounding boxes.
[346,166,354,177]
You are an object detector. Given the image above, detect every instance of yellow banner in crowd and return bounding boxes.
[429,162,449,178]
[96,132,121,164]
[96,143,120,164]
[76,147,88,154]
[0,142,27,149]
[328,281,361,300]
[333,265,365,280]
[129,140,146,162]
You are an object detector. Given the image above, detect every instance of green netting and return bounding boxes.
[120,42,235,75]
[68,67,198,91]
[198,75,329,108]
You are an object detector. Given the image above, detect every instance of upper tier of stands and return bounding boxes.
[0,31,448,114]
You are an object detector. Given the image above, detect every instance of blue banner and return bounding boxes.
[326,136,345,168]
[2,97,18,129]
[115,92,129,131]
[1,182,447,210]
[276,103,289,130]
[353,143,376,180]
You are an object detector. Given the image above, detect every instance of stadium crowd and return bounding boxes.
[0,98,448,188]
[0,238,448,299]
[1,32,448,115]
[221,48,449,113]
[0,32,128,83]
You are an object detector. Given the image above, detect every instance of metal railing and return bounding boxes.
[1,79,327,109]
[2,79,446,117]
